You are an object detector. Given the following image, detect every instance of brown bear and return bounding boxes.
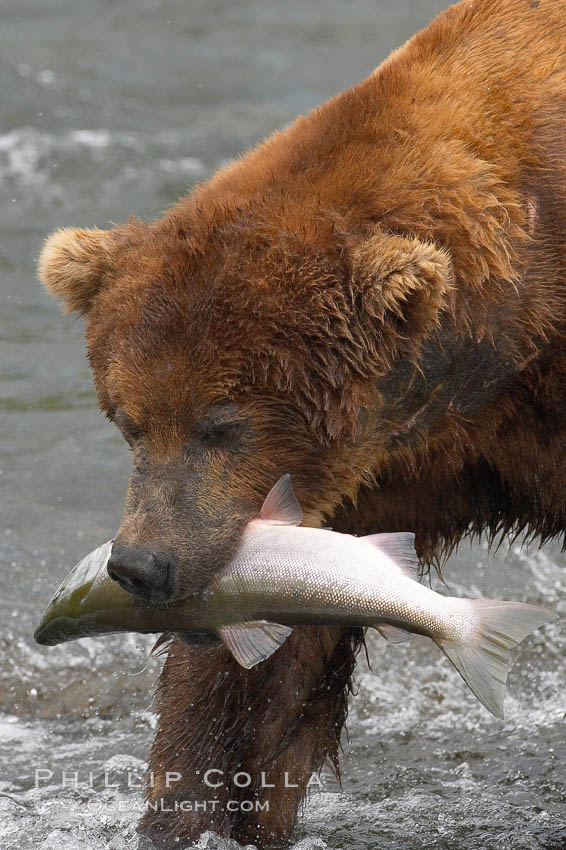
[38,0,566,846]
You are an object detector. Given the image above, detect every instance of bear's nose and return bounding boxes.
[107,542,176,602]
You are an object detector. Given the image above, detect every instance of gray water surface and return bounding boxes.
[1,1,564,848]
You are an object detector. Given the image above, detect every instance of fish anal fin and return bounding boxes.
[363,532,420,579]
[260,474,303,525]
[375,624,412,644]
[220,621,293,668]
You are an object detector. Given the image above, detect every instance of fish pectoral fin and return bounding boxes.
[375,624,412,644]
[259,474,303,525]
[362,532,420,580]
[219,621,293,668]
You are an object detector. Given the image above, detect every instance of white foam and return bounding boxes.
[68,130,112,149]
[0,126,207,193]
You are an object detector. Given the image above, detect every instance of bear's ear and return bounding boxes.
[38,227,114,315]
[350,229,453,359]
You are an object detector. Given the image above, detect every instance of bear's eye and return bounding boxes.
[113,407,143,445]
[196,403,248,448]
[200,422,245,448]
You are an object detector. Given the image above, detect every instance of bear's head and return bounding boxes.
[38,208,451,602]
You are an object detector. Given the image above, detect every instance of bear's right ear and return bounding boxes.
[38,227,113,315]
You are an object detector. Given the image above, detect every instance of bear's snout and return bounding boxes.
[107,541,177,603]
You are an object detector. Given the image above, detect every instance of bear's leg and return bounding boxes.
[138,626,361,848]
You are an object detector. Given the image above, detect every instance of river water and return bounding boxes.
[1,1,564,848]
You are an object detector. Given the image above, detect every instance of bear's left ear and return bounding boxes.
[350,229,453,361]
[38,227,114,315]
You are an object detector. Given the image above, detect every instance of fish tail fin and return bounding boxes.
[435,600,557,719]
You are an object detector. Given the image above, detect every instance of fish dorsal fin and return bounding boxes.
[219,621,293,668]
[362,532,420,579]
[259,474,303,525]
[375,624,412,644]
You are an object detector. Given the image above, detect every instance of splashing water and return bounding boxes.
[1,0,564,847]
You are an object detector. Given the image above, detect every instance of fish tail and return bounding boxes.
[435,600,557,719]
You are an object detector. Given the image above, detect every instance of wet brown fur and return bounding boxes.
[38,0,566,845]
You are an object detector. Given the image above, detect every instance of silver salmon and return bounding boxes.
[34,475,557,718]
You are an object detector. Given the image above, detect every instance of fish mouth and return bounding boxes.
[33,614,131,647]
[33,614,219,648]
